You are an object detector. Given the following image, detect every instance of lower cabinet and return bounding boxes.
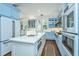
[46,32,56,40]
[37,35,46,55]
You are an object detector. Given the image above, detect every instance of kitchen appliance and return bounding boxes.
[0,16,12,56]
[62,4,79,56]
[62,33,74,55]
[62,31,78,56]
[0,16,20,56]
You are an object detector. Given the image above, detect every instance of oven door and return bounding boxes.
[62,35,74,56]
[66,38,74,55]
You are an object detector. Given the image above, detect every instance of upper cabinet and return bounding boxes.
[11,5,20,20]
[48,18,57,28]
[0,4,20,20]
[0,4,11,17]
[56,7,63,28]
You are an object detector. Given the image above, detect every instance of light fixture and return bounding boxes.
[40,14,43,16]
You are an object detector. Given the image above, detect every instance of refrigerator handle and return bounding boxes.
[3,39,10,44]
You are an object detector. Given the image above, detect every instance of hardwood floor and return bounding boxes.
[4,40,61,56]
[41,40,61,56]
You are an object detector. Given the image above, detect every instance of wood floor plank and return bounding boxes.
[41,40,61,56]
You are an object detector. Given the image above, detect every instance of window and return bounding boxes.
[67,11,74,27]
[28,20,36,28]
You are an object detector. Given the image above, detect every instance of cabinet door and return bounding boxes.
[0,4,11,17]
[46,32,55,40]
[0,4,20,19]
[11,7,20,20]
[15,9,20,20]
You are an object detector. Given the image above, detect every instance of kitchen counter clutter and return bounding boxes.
[10,32,46,56]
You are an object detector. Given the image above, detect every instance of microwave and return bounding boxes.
[63,5,76,33]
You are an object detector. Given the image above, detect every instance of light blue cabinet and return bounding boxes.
[11,6,20,20]
[0,4,11,17]
[48,18,55,28]
[46,32,56,40]
[0,3,20,20]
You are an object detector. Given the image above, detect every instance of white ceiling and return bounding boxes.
[16,3,63,19]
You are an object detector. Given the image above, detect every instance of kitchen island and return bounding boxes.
[10,33,46,56]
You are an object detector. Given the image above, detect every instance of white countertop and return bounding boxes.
[10,33,45,44]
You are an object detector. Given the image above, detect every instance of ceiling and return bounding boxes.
[16,3,63,19]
